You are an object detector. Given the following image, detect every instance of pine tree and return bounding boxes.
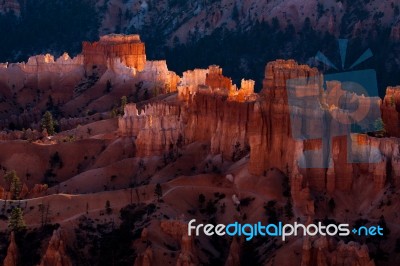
[4,171,15,191]
[41,111,55,135]
[198,194,206,207]
[105,200,112,214]
[10,173,21,200]
[120,96,128,115]
[8,207,26,232]
[154,183,162,201]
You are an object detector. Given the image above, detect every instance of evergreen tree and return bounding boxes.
[105,200,112,214]
[154,183,162,201]
[8,207,26,232]
[4,170,15,191]
[120,96,128,115]
[41,111,55,135]
[10,173,21,200]
[198,193,206,207]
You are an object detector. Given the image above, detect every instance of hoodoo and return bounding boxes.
[82,34,146,73]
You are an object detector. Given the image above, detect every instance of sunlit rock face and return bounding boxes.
[119,59,397,197]
[205,65,233,91]
[138,60,180,94]
[82,34,146,73]
[119,102,184,157]
[0,34,182,130]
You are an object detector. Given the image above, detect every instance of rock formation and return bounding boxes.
[228,79,257,102]
[119,102,184,157]
[205,65,233,91]
[138,61,180,94]
[118,58,400,216]
[301,237,375,266]
[382,86,400,137]
[134,247,153,266]
[0,33,182,131]
[3,232,18,266]
[82,34,146,73]
[160,220,196,266]
[225,238,240,266]
[38,229,72,266]
[177,68,209,101]
[249,60,321,176]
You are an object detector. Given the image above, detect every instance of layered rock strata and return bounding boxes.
[120,59,400,203]
[82,34,146,73]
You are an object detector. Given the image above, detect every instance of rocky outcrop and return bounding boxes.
[248,60,321,176]
[160,220,188,240]
[82,34,146,73]
[262,59,321,94]
[225,238,240,266]
[176,234,196,266]
[38,229,72,266]
[185,92,253,160]
[138,61,180,94]
[3,232,18,266]
[382,86,400,137]
[228,79,257,102]
[160,220,196,266]
[177,68,209,101]
[205,65,233,91]
[29,184,49,198]
[134,247,153,266]
[119,103,184,157]
[118,58,400,204]
[301,237,375,266]
[15,53,84,74]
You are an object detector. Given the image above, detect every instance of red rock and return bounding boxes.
[225,238,240,266]
[119,102,183,157]
[3,232,18,266]
[382,86,400,137]
[160,220,197,266]
[205,65,233,91]
[82,34,146,73]
[38,229,72,266]
[134,247,153,266]
[301,237,375,266]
